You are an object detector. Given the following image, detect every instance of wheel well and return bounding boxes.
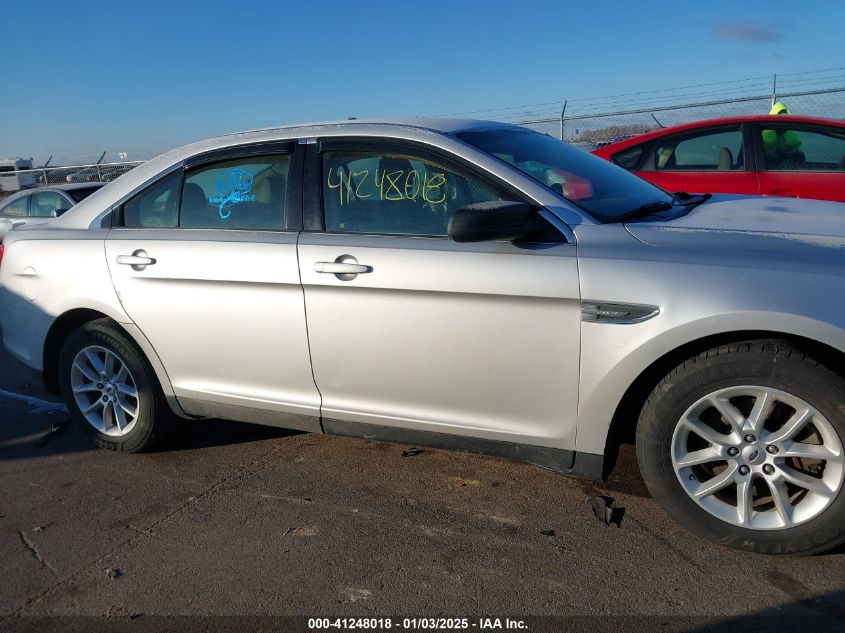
[601,330,845,478]
[42,309,111,394]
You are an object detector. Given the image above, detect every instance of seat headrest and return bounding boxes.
[717,147,733,170]
[182,182,208,210]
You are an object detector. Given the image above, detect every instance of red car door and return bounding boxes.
[753,123,845,202]
[634,125,759,195]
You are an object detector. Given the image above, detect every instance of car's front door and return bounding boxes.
[297,139,582,453]
[105,144,321,429]
[636,125,759,195]
[753,123,845,202]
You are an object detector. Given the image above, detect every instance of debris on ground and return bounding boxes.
[450,477,480,488]
[401,447,424,457]
[105,568,123,579]
[589,495,625,528]
[286,525,318,537]
[540,529,556,537]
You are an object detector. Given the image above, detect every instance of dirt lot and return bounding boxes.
[0,337,843,631]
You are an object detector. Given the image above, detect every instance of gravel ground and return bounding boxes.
[0,337,843,631]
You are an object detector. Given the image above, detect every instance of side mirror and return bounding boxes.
[54,208,71,217]
[448,201,541,243]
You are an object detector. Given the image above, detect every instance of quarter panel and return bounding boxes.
[0,234,130,369]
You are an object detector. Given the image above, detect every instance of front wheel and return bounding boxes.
[637,340,845,555]
[58,319,171,452]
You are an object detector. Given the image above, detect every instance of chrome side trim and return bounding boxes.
[581,301,660,324]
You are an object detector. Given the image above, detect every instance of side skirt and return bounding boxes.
[323,418,604,480]
[178,397,322,433]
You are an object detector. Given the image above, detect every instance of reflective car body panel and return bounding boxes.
[105,230,321,429]
[3,118,845,478]
[299,233,581,448]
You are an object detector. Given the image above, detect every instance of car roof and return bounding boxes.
[592,114,845,156]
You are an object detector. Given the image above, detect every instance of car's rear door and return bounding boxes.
[105,142,321,429]
[297,138,582,457]
[634,125,759,195]
[752,122,845,202]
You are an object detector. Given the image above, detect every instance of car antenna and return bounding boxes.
[650,113,665,129]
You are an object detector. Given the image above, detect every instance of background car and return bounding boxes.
[592,115,845,201]
[66,167,103,183]
[2,120,845,557]
[0,183,105,242]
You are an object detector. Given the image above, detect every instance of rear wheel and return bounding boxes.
[637,340,845,555]
[58,319,171,452]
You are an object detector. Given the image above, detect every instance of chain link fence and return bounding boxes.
[515,87,845,150]
[0,161,144,197]
[5,77,844,199]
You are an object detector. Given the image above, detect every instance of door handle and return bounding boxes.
[313,262,371,274]
[116,250,156,271]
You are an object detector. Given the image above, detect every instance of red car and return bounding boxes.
[592,115,845,202]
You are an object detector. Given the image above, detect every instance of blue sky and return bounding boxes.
[1,0,843,164]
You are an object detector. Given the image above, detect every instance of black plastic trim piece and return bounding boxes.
[183,141,295,169]
[302,143,323,231]
[178,397,321,433]
[322,418,602,479]
[570,450,605,480]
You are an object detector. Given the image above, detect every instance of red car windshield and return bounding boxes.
[456,127,672,223]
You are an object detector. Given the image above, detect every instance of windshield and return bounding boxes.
[456,127,672,222]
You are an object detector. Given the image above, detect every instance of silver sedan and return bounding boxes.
[1,119,844,555]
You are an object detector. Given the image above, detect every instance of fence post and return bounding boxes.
[559,100,567,141]
[771,74,777,108]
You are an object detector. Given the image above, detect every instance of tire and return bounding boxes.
[58,318,171,453]
[637,339,845,555]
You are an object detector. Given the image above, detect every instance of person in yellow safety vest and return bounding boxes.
[761,102,804,168]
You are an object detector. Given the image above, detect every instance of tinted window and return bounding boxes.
[122,171,180,228]
[67,185,103,203]
[322,150,513,236]
[30,191,70,217]
[612,145,645,170]
[655,128,743,171]
[0,194,30,216]
[458,127,672,223]
[180,155,289,230]
[761,126,845,172]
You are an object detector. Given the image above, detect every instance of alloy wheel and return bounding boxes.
[671,385,844,530]
[70,345,140,437]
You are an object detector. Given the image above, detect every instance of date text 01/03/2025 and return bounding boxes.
[307,617,529,630]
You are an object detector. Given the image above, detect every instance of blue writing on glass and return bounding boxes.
[209,168,257,219]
